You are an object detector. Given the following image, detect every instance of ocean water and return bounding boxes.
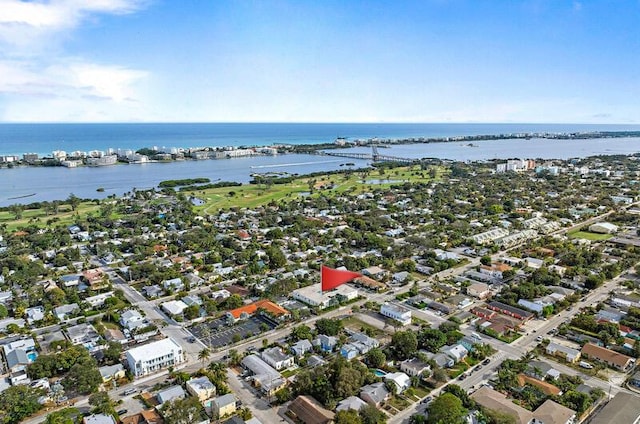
[1,122,640,156]
[2,123,640,206]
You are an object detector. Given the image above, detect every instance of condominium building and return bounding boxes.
[125,338,184,377]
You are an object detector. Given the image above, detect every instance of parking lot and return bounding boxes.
[190,315,278,348]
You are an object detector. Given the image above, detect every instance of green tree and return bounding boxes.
[89,392,114,415]
[0,385,43,424]
[184,304,201,320]
[390,330,418,360]
[67,194,81,211]
[290,325,313,341]
[360,404,387,424]
[45,408,80,424]
[315,318,343,336]
[198,348,211,367]
[103,341,122,364]
[161,396,205,424]
[63,360,102,395]
[335,409,363,424]
[365,348,386,369]
[0,304,8,319]
[427,393,467,424]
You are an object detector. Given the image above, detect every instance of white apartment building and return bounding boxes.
[125,338,184,377]
[380,302,412,326]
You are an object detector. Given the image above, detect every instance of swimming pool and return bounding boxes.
[373,369,387,377]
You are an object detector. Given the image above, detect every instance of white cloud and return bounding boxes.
[0,0,150,121]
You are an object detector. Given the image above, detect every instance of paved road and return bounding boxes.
[389,270,636,424]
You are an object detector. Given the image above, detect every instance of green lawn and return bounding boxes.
[190,165,446,216]
[567,231,613,241]
[0,202,100,232]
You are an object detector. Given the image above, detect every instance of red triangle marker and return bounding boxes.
[321,265,361,291]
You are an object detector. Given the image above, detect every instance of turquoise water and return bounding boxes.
[374,369,387,377]
[1,122,639,156]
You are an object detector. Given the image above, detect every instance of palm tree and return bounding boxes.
[198,347,211,367]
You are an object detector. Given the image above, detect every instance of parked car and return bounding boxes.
[482,358,490,365]
[117,409,128,415]
[535,336,543,342]
[122,388,138,396]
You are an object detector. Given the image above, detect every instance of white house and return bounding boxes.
[161,300,188,316]
[380,302,412,326]
[261,347,294,370]
[384,372,411,394]
[441,344,468,363]
[589,222,618,234]
[125,338,184,377]
[119,310,145,331]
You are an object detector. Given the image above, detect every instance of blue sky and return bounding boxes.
[0,0,638,123]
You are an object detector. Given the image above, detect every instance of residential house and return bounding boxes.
[361,266,387,279]
[120,310,145,331]
[340,343,359,360]
[186,376,216,410]
[125,338,184,377]
[161,300,188,316]
[517,299,547,315]
[120,409,163,424]
[360,382,390,407]
[162,277,184,292]
[589,392,640,424]
[425,352,454,368]
[487,301,534,321]
[287,395,335,424]
[25,306,45,324]
[99,364,125,383]
[400,358,431,378]
[384,372,411,394]
[66,323,101,347]
[60,274,81,288]
[157,385,185,405]
[291,339,313,357]
[83,414,117,424]
[546,343,581,363]
[441,344,468,363]
[54,303,79,321]
[240,354,286,396]
[471,387,533,424]
[82,269,107,290]
[534,399,576,424]
[581,343,635,371]
[142,285,163,298]
[349,332,379,354]
[261,347,294,370]
[85,292,114,308]
[380,302,412,326]
[467,282,491,299]
[479,263,512,279]
[104,328,128,345]
[2,338,37,373]
[315,335,337,352]
[517,374,562,396]
[336,396,367,412]
[212,394,236,419]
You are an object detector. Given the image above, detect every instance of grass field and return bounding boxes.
[567,231,613,241]
[0,165,444,231]
[186,165,444,215]
[0,202,100,232]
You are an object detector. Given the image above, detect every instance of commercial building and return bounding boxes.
[291,283,358,309]
[380,302,412,326]
[125,338,184,377]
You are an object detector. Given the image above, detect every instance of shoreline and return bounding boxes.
[2,130,640,170]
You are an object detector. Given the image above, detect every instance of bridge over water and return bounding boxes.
[323,145,416,164]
